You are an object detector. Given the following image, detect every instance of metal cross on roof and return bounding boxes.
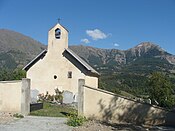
[57,18,61,23]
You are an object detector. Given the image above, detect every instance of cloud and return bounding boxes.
[86,29,107,40]
[114,43,119,47]
[81,38,90,44]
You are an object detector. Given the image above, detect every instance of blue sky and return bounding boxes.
[0,0,175,54]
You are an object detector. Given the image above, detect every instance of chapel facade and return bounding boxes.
[23,23,99,95]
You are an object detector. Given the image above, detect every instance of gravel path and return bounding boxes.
[1,114,175,131]
[73,120,175,131]
[0,116,72,131]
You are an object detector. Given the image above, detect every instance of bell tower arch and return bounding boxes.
[47,23,68,56]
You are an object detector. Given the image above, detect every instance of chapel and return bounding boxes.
[23,23,99,96]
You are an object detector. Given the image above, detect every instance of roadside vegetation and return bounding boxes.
[67,111,87,127]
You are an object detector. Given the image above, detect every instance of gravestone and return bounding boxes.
[31,89,39,103]
[63,90,73,104]
[73,93,78,102]
[72,93,78,109]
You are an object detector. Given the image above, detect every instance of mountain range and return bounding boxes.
[70,43,175,74]
[0,29,175,96]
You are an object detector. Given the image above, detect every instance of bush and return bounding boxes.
[0,68,26,81]
[13,113,24,118]
[67,112,87,127]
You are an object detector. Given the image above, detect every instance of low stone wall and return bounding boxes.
[78,80,175,126]
[0,78,30,115]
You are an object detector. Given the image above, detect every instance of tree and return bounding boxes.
[148,72,175,109]
[12,68,26,80]
[0,68,26,81]
[0,68,12,81]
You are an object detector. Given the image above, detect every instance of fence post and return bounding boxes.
[78,79,85,116]
[21,78,31,115]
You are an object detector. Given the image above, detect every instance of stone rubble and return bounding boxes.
[0,112,15,124]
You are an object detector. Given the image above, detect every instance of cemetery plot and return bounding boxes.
[30,102,77,117]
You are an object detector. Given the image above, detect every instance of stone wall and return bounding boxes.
[78,82,175,126]
[0,78,30,115]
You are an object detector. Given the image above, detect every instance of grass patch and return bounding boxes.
[30,102,77,117]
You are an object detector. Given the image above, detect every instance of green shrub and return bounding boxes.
[67,112,87,127]
[13,113,24,118]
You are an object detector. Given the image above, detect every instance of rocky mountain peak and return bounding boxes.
[126,42,165,58]
[135,42,164,51]
[136,42,155,47]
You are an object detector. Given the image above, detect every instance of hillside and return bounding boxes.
[0,29,46,69]
[0,29,175,96]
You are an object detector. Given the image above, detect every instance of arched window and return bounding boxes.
[55,28,61,39]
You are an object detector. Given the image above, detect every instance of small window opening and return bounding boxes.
[54,75,57,79]
[55,28,61,39]
[68,71,72,78]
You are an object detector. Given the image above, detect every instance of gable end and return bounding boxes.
[23,49,47,71]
